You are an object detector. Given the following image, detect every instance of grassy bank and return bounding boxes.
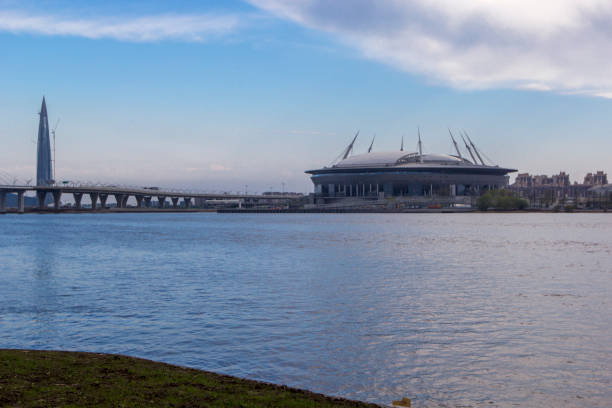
[0,349,382,407]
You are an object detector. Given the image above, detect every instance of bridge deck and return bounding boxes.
[0,185,303,213]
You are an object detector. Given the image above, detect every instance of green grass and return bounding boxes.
[0,349,382,407]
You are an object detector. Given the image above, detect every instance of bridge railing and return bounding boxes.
[0,181,302,199]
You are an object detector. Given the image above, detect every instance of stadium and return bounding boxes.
[305,132,517,204]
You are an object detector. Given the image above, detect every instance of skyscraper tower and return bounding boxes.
[37,97,53,186]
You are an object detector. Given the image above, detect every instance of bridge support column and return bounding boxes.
[144,196,152,208]
[135,195,144,208]
[37,191,47,209]
[157,196,166,208]
[99,194,108,209]
[52,190,62,210]
[17,191,25,213]
[73,193,83,209]
[0,191,6,212]
[122,195,129,208]
[171,197,179,208]
[184,197,192,208]
[114,194,125,208]
[89,193,99,210]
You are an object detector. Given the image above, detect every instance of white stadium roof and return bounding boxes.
[334,151,470,168]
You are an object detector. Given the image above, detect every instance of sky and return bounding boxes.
[1,0,611,193]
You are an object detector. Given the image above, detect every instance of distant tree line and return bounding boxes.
[477,189,528,211]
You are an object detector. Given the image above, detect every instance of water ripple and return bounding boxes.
[0,213,611,407]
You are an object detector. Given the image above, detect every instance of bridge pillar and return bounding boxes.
[37,190,47,209]
[0,191,6,212]
[144,196,152,208]
[17,191,25,213]
[157,196,166,208]
[99,194,108,209]
[171,197,179,208]
[89,192,99,210]
[122,195,129,208]
[114,194,125,208]
[73,193,83,209]
[183,197,192,208]
[52,190,62,210]
[135,195,144,208]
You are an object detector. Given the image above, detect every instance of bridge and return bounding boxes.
[0,183,301,213]
[1,97,304,213]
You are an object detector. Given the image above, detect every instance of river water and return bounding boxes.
[0,213,610,407]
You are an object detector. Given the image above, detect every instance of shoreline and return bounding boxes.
[0,349,384,407]
[0,207,608,214]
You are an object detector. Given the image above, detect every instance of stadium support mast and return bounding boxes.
[448,129,463,160]
[341,131,359,160]
[465,132,486,165]
[417,127,423,163]
[461,133,478,164]
[368,134,375,153]
[400,135,404,151]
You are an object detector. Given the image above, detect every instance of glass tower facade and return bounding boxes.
[36,97,53,186]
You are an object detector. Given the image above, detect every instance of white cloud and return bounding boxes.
[0,10,240,42]
[248,0,612,97]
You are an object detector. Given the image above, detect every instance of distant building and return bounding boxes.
[583,171,608,186]
[514,173,532,188]
[552,172,571,187]
[305,132,516,205]
[514,172,570,188]
[510,170,609,208]
[36,97,53,186]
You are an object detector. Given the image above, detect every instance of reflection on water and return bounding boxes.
[1,213,611,407]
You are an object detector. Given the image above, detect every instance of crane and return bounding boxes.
[51,119,60,183]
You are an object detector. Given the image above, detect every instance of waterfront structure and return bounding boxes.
[510,170,609,208]
[305,132,516,204]
[0,184,301,213]
[36,97,53,186]
[193,193,303,209]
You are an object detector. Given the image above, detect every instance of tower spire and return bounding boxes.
[37,96,53,186]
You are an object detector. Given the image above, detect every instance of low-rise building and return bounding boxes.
[510,171,608,208]
[584,171,608,186]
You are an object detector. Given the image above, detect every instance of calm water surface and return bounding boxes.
[1,213,611,407]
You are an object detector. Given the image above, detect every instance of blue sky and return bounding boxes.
[1,0,611,193]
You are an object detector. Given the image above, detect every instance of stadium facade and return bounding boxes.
[305,132,516,202]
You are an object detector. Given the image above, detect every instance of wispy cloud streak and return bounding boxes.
[249,0,612,98]
[0,10,240,42]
